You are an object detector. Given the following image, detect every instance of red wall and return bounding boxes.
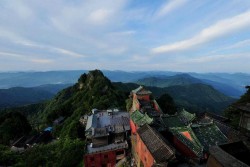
[130,119,137,134]
[137,95,150,101]
[173,136,197,159]
[136,133,155,167]
[84,149,124,167]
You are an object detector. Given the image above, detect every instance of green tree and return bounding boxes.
[0,112,31,145]
[157,94,177,114]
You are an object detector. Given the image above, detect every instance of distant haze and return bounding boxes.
[0,1,250,72]
[0,70,249,98]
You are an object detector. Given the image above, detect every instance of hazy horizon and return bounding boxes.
[1,0,250,72]
[0,69,250,75]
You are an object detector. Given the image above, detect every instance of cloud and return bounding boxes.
[152,11,250,54]
[108,30,136,36]
[154,0,188,19]
[0,51,53,64]
[222,39,250,50]
[30,59,53,64]
[51,48,86,58]
[0,28,86,58]
[0,51,25,59]
[88,9,113,25]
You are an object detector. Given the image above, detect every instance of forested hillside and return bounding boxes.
[0,87,53,109]
[136,74,202,87]
[224,86,250,127]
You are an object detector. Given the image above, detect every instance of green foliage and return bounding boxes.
[157,94,177,114]
[136,74,202,88]
[0,87,54,109]
[0,112,32,145]
[0,144,23,166]
[24,139,85,167]
[149,84,236,114]
[224,86,250,127]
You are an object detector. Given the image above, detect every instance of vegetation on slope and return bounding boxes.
[136,74,202,87]
[157,94,177,115]
[0,112,32,145]
[147,84,235,114]
[224,86,250,127]
[0,87,54,109]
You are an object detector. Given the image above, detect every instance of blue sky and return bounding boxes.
[0,0,250,72]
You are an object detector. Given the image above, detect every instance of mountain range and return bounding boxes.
[0,70,248,97]
[0,84,71,109]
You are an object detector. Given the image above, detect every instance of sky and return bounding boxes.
[0,0,250,72]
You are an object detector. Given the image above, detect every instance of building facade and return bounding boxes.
[84,109,130,167]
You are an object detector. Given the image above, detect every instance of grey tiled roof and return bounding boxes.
[192,123,228,151]
[137,124,175,163]
[85,110,130,137]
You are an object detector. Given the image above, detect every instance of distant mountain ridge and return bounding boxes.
[137,74,202,87]
[0,84,71,109]
[136,74,246,97]
[0,87,53,109]
[0,70,248,97]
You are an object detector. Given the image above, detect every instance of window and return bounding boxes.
[104,154,108,159]
[90,157,94,161]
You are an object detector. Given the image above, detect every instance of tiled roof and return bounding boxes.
[169,126,203,157]
[210,118,245,142]
[137,124,175,163]
[132,86,152,95]
[132,85,143,93]
[178,109,196,124]
[130,110,153,126]
[85,110,130,137]
[161,115,185,128]
[192,123,228,151]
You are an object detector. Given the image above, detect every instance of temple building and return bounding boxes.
[129,86,246,166]
[131,86,162,113]
[130,86,176,167]
[84,109,130,167]
[135,124,175,167]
